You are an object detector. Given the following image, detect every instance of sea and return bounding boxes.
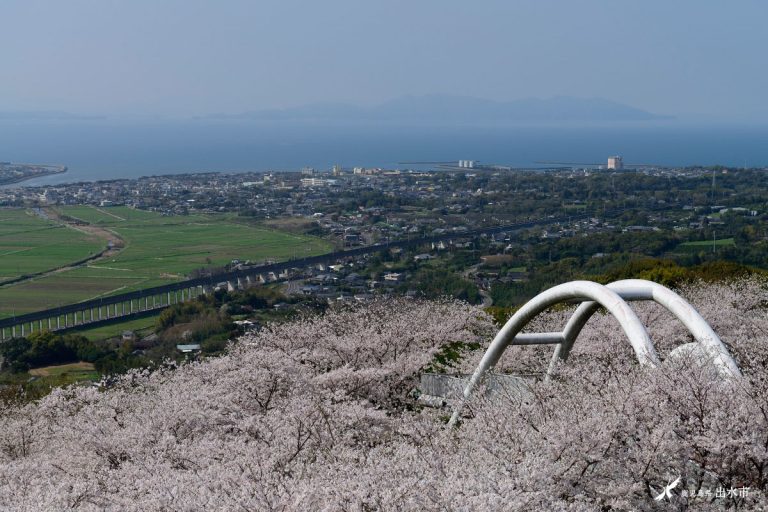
[2,119,767,187]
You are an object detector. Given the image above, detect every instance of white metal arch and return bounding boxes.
[449,280,659,425]
[448,279,739,426]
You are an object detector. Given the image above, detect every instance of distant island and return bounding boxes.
[203,95,671,123]
[0,162,67,185]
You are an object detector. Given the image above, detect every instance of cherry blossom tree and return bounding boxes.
[0,282,765,510]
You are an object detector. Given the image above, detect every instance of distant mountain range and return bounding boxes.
[0,97,669,123]
[0,111,103,121]
[205,95,670,123]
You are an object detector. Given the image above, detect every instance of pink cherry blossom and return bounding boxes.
[0,282,765,510]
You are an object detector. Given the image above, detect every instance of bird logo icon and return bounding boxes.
[653,476,681,501]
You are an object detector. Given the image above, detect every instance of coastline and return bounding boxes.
[0,164,67,187]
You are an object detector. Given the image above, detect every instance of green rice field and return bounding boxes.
[0,208,104,283]
[0,206,331,317]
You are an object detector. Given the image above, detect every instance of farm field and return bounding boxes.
[0,208,104,283]
[72,314,160,342]
[675,237,735,252]
[0,361,100,394]
[28,361,98,379]
[0,206,332,317]
[29,362,100,389]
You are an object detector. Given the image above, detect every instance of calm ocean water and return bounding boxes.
[1,120,767,187]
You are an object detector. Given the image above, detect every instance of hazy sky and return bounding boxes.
[2,0,766,120]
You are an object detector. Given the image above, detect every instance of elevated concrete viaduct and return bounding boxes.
[0,204,678,340]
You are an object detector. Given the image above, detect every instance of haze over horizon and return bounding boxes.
[2,0,767,122]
